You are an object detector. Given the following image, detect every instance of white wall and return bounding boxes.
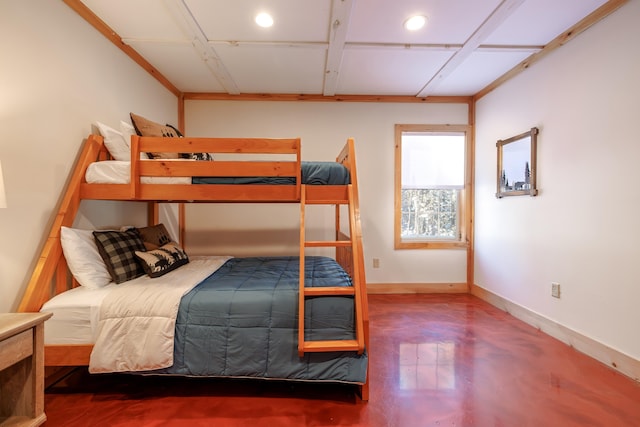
[475,1,640,360]
[185,101,469,285]
[0,0,177,312]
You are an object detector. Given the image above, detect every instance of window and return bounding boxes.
[395,124,471,249]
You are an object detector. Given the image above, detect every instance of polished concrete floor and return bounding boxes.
[44,294,640,426]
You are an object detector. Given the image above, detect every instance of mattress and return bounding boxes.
[85,160,191,184]
[40,256,224,345]
[85,160,350,185]
[40,285,113,344]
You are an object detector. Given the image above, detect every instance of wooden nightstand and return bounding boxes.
[0,312,52,427]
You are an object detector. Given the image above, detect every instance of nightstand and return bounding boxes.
[0,312,52,427]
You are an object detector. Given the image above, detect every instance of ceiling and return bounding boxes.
[74,0,618,99]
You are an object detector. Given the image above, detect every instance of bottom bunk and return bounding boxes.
[41,255,367,385]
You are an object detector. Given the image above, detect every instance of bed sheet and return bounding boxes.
[40,285,113,344]
[85,160,191,184]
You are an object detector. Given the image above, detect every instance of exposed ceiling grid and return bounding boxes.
[323,0,354,96]
[75,0,619,99]
[163,0,240,94]
[416,0,526,97]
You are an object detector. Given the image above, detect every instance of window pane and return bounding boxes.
[401,189,458,239]
[401,133,465,188]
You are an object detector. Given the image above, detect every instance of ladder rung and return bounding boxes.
[304,286,355,296]
[301,340,360,353]
[304,240,351,247]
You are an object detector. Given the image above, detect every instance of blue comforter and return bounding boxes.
[192,161,350,185]
[157,256,367,383]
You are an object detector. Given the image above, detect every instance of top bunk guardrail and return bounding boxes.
[78,135,356,203]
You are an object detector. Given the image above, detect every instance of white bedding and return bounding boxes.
[89,256,231,373]
[40,256,232,372]
[41,285,113,344]
[85,160,191,184]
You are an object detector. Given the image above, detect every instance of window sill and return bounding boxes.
[395,240,469,250]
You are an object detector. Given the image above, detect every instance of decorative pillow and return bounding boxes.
[130,113,181,159]
[135,242,189,278]
[130,113,180,138]
[187,151,214,161]
[165,123,184,137]
[137,223,173,250]
[60,227,112,289]
[130,113,213,161]
[96,122,130,161]
[93,229,147,284]
[165,124,214,161]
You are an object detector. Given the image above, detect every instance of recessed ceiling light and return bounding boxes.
[255,12,274,28]
[404,15,427,31]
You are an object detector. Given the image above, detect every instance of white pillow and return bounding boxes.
[121,120,149,160]
[96,122,130,161]
[120,120,136,139]
[60,226,112,289]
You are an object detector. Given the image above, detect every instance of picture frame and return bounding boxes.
[496,127,538,198]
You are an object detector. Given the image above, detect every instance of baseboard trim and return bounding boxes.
[471,283,640,383]
[367,282,468,294]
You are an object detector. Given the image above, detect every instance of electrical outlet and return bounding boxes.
[373,258,380,268]
[551,282,561,298]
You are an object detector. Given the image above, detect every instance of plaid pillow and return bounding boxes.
[93,229,147,284]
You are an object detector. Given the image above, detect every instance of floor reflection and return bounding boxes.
[399,341,456,390]
[44,294,640,426]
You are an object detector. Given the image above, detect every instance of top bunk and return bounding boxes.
[78,134,357,204]
[16,133,366,314]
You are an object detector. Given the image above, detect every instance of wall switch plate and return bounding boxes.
[551,282,561,298]
[373,258,380,268]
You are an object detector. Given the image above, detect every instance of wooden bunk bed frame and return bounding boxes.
[18,134,369,400]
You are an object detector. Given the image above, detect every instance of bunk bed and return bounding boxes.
[18,133,369,400]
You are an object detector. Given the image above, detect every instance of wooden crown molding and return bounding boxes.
[474,0,629,101]
[63,0,181,98]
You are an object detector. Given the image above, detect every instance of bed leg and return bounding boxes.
[358,381,370,402]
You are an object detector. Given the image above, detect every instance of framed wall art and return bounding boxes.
[496,127,539,198]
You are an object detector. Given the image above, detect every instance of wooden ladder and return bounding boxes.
[297,184,365,357]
